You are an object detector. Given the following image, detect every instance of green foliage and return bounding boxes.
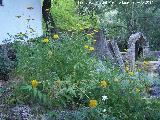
[11,31,160,119]
[51,0,99,30]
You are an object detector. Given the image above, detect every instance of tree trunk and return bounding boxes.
[42,0,56,36]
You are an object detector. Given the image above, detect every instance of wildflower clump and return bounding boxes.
[88,47,94,52]
[42,38,49,43]
[136,88,140,93]
[31,80,38,88]
[84,45,89,49]
[89,100,97,108]
[84,45,94,52]
[125,66,129,72]
[53,34,59,39]
[143,60,149,65]
[100,80,109,88]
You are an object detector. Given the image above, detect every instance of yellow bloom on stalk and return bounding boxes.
[42,38,49,43]
[89,47,94,51]
[125,66,129,72]
[31,80,38,88]
[128,72,134,76]
[89,100,97,108]
[100,80,109,88]
[136,88,140,93]
[84,45,89,49]
[143,60,149,65]
[53,34,59,39]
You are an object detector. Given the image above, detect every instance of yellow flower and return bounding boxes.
[84,45,89,49]
[42,38,49,43]
[89,47,94,51]
[143,60,149,65]
[100,80,109,88]
[114,78,119,82]
[31,80,38,88]
[128,72,134,76]
[136,88,140,93]
[53,34,59,39]
[89,100,97,108]
[125,66,129,72]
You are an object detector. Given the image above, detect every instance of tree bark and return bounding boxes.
[42,0,56,35]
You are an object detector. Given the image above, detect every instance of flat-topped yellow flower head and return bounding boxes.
[125,66,129,72]
[53,34,59,39]
[42,38,49,43]
[143,60,149,65]
[89,100,97,108]
[100,80,109,88]
[31,80,38,88]
[84,45,89,49]
[136,88,140,93]
[89,47,94,51]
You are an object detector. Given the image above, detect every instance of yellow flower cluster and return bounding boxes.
[136,88,140,93]
[100,80,109,88]
[53,34,59,39]
[31,80,38,88]
[89,100,97,108]
[84,45,94,52]
[125,66,129,72]
[143,60,149,65]
[42,38,49,43]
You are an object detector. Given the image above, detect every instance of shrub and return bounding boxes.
[12,32,160,119]
[0,43,17,80]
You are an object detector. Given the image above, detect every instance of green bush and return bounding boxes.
[0,44,17,80]
[12,32,160,119]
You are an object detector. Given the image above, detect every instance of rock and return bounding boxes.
[149,84,160,98]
